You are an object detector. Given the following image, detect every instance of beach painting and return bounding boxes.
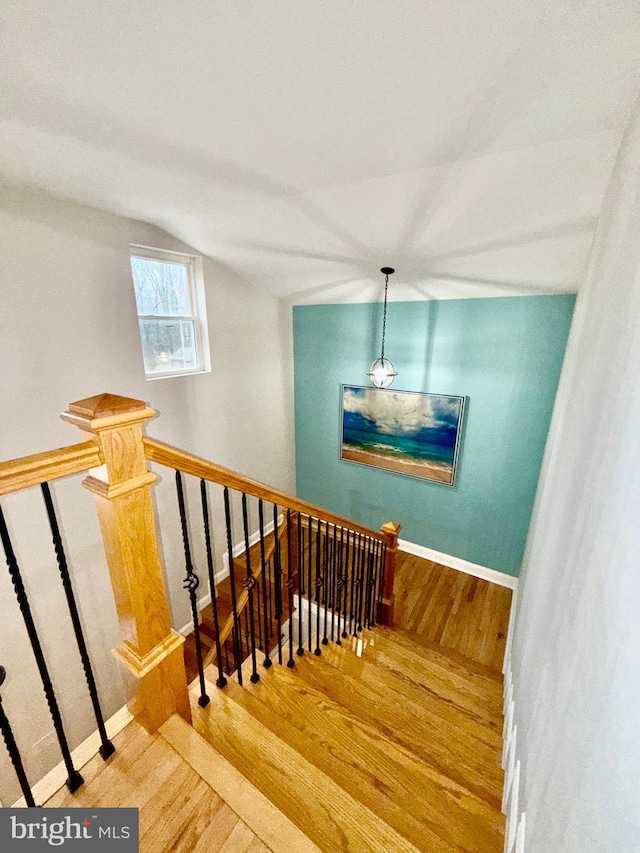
[340,385,465,486]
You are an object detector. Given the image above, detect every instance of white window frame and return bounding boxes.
[129,244,211,380]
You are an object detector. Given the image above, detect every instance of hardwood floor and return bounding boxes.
[393,551,513,671]
[44,555,511,852]
[45,723,271,853]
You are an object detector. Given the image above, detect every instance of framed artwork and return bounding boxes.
[340,385,465,486]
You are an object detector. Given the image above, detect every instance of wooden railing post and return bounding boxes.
[61,393,191,733]
[379,521,401,626]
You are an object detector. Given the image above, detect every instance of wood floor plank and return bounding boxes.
[160,714,320,853]
[342,630,503,731]
[393,552,512,669]
[231,661,503,852]
[191,686,422,852]
[293,651,503,809]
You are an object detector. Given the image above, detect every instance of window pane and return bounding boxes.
[130,256,191,316]
[139,319,198,374]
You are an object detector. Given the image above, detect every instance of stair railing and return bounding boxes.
[143,435,400,694]
[0,392,401,805]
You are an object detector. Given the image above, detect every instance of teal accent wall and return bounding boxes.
[293,295,575,577]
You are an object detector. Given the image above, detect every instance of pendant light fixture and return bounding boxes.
[367,267,398,389]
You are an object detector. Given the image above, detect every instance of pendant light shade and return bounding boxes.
[367,267,397,389]
[368,357,397,388]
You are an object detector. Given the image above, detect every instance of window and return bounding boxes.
[129,246,210,379]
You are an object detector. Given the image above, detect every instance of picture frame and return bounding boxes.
[340,385,465,486]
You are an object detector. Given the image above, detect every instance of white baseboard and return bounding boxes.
[12,704,133,808]
[223,516,282,571]
[398,539,519,590]
[503,659,526,853]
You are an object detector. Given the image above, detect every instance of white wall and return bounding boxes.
[0,183,295,804]
[510,94,640,850]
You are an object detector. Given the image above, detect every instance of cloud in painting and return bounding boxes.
[343,386,462,446]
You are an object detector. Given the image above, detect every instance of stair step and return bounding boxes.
[160,714,320,853]
[233,659,503,852]
[388,627,504,685]
[192,680,422,852]
[292,647,504,809]
[340,630,503,733]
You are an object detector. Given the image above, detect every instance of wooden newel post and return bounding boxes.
[62,393,191,733]
[379,521,401,626]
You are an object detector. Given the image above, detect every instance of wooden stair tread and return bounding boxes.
[192,680,422,852]
[45,721,270,853]
[339,631,503,732]
[231,660,503,852]
[387,626,505,684]
[319,640,502,767]
[160,714,320,853]
[292,649,504,809]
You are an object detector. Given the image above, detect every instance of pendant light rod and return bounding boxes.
[367,267,397,389]
[380,267,394,364]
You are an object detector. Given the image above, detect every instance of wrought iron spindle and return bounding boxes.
[258,501,272,669]
[342,528,350,639]
[200,480,227,689]
[354,533,364,635]
[307,514,313,651]
[378,542,388,624]
[285,509,295,667]
[175,472,209,707]
[0,665,36,807]
[273,504,283,665]
[364,537,374,630]
[369,539,379,628]
[330,527,338,642]
[335,527,344,644]
[314,517,322,655]
[40,483,115,759]
[0,503,83,793]
[349,532,358,635]
[321,521,329,646]
[256,581,263,650]
[296,512,304,655]
[223,488,243,686]
[241,494,260,683]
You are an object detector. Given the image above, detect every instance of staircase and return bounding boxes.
[165,624,505,852]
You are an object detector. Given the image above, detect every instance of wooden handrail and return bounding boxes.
[0,442,103,497]
[144,438,390,544]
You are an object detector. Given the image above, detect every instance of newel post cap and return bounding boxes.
[62,393,155,430]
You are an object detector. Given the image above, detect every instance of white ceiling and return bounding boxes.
[1,1,639,303]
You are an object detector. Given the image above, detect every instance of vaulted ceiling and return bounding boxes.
[2,1,639,302]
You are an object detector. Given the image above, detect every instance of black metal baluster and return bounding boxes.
[307,514,313,651]
[314,517,322,655]
[378,542,388,624]
[273,505,283,665]
[241,494,260,684]
[354,533,363,635]
[349,532,358,636]
[175,472,209,708]
[200,480,227,689]
[224,641,230,673]
[369,539,379,628]
[0,666,36,807]
[335,527,344,645]
[0,503,83,793]
[256,581,263,651]
[296,514,304,656]
[359,535,370,632]
[258,501,272,669]
[364,537,374,630]
[321,521,329,646]
[285,509,295,667]
[223,488,243,686]
[41,483,115,759]
[342,529,350,639]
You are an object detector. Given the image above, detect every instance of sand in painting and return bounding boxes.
[341,445,453,484]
